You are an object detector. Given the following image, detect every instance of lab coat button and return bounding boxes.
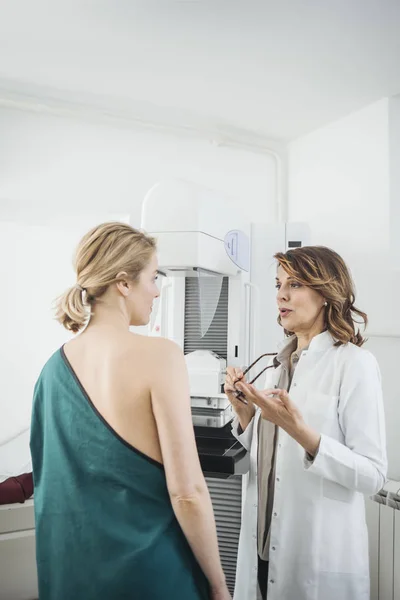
[273,512,278,517]
[272,546,276,551]
[276,477,280,482]
[270,579,275,584]
[293,383,297,387]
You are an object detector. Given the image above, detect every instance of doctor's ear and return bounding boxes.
[115,272,131,297]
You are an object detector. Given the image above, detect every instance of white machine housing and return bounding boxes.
[141,180,252,400]
[141,179,248,277]
[184,350,226,397]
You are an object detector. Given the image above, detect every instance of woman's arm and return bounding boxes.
[236,350,387,495]
[303,350,387,495]
[150,338,230,598]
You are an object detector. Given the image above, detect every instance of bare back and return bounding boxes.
[64,328,163,464]
[62,326,228,597]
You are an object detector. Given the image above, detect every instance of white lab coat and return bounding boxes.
[232,331,387,600]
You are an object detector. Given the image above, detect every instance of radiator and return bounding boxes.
[366,481,400,600]
[206,475,242,595]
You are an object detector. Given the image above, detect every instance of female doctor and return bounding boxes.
[225,246,387,600]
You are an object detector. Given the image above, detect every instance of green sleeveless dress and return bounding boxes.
[30,347,210,600]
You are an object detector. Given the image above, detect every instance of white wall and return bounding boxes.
[288,98,390,262]
[0,106,277,477]
[288,97,400,479]
[389,95,400,266]
[287,98,400,336]
[0,218,127,476]
[0,107,276,225]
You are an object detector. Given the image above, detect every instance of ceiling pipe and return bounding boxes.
[0,91,289,224]
[210,138,288,224]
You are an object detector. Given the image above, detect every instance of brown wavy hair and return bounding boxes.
[274,246,367,347]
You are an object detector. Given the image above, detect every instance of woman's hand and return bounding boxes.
[235,383,321,456]
[224,367,255,430]
[234,384,301,430]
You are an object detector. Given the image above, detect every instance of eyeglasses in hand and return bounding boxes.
[232,353,278,405]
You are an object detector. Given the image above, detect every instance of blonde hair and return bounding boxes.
[55,222,157,333]
[274,246,367,347]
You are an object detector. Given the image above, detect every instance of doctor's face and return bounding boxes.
[276,265,326,335]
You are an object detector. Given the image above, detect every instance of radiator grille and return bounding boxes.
[206,476,242,595]
[184,277,228,358]
[366,492,400,600]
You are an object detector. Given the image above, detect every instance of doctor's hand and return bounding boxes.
[224,367,255,431]
[235,384,302,430]
[234,383,321,457]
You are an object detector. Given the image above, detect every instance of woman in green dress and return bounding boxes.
[30,221,231,600]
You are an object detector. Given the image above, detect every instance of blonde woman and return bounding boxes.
[30,222,231,600]
[225,246,387,600]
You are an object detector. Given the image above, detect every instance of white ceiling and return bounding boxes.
[1,0,400,141]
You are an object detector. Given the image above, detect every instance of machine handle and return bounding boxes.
[244,282,251,366]
[244,281,260,365]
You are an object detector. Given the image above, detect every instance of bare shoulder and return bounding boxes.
[147,336,182,356]
[128,334,184,365]
[139,338,190,401]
